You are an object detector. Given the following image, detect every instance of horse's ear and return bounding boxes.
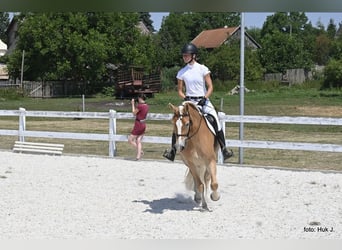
[168,103,177,112]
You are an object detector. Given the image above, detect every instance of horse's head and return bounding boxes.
[169,102,200,151]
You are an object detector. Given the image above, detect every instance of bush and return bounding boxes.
[0,88,22,100]
[101,86,115,97]
[323,59,342,89]
[160,66,180,91]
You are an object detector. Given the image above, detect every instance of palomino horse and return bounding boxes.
[169,101,220,211]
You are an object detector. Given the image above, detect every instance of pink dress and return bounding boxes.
[131,103,149,136]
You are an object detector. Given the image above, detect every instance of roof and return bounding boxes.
[191,26,261,49]
[191,26,240,49]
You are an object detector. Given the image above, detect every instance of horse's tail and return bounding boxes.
[184,169,194,191]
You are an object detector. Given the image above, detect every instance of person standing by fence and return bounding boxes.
[128,93,149,160]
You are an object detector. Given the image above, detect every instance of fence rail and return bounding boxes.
[0,108,341,163]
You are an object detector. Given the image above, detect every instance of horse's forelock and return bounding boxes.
[178,105,184,115]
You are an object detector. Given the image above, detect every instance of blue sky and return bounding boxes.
[150,12,342,31]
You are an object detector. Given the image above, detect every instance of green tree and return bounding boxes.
[259,12,314,73]
[323,59,342,88]
[259,31,313,73]
[0,12,9,43]
[206,42,264,81]
[314,34,332,65]
[158,12,193,67]
[326,19,337,39]
[7,12,158,93]
[158,12,240,67]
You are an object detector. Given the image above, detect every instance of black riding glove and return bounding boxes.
[197,97,207,106]
[184,96,191,101]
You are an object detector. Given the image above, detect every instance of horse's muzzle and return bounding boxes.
[176,140,186,152]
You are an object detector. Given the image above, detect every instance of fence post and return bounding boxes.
[18,107,26,142]
[108,109,116,157]
[217,111,225,164]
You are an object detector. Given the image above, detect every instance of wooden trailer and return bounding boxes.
[114,66,161,99]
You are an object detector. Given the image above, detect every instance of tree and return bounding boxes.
[326,19,337,39]
[158,12,240,67]
[206,42,264,81]
[314,34,332,65]
[8,13,109,83]
[6,12,159,93]
[259,12,314,73]
[323,59,342,88]
[259,31,312,73]
[261,12,308,37]
[0,12,10,43]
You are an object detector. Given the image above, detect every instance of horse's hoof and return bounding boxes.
[200,205,212,212]
[210,192,220,201]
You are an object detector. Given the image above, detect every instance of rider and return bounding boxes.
[163,43,234,162]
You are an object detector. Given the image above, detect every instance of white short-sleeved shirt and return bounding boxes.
[176,62,210,97]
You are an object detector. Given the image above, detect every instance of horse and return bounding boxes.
[168,101,220,211]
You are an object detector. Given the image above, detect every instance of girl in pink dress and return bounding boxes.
[128,93,149,160]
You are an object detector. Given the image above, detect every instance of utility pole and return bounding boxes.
[239,13,245,164]
[20,50,25,93]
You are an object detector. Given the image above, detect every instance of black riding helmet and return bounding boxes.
[181,43,198,54]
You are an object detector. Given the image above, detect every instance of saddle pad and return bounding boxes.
[203,114,216,135]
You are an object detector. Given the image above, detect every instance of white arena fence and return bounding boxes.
[0,108,341,164]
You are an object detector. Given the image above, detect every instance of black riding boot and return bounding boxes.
[217,130,234,162]
[163,132,177,161]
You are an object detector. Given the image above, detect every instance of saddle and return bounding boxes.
[194,104,217,135]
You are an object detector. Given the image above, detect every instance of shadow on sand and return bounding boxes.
[133,193,198,214]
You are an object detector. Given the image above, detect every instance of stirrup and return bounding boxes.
[223,149,234,161]
[163,149,175,162]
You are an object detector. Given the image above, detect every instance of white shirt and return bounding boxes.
[176,62,210,97]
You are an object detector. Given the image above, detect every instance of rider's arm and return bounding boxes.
[177,79,186,99]
[204,73,213,99]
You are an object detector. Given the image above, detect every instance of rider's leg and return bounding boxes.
[204,103,233,162]
[216,129,234,161]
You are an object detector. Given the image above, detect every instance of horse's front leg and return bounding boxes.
[208,160,220,201]
[196,180,210,211]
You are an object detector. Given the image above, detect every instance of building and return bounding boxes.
[0,39,7,56]
[5,18,19,55]
[0,39,9,80]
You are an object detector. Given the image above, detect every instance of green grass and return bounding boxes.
[1,84,341,171]
[1,82,341,114]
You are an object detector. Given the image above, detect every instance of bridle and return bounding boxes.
[174,104,203,141]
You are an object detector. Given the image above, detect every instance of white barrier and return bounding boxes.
[0,108,341,162]
[13,141,64,155]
